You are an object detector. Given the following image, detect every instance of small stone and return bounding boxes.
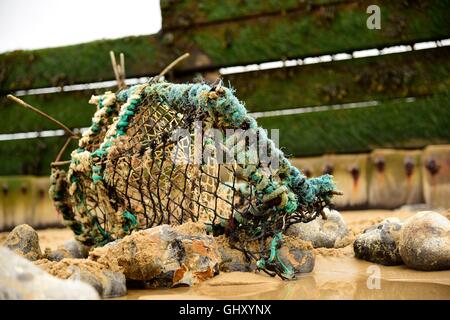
[217,247,255,273]
[277,246,315,274]
[215,236,255,273]
[44,239,90,262]
[0,247,99,300]
[399,211,450,271]
[215,235,315,275]
[45,248,72,262]
[63,239,89,258]
[353,218,403,266]
[35,258,127,298]
[4,224,42,261]
[89,223,220,287]
[286,208,350,248]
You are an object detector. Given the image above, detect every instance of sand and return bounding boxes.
[1,209,449,300]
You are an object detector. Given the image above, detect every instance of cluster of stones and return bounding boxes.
[0,221,316,299]
[353,211,450,270]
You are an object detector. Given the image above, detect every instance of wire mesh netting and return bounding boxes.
[50,78,338,278]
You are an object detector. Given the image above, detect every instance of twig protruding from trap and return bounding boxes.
[155,53,190,81]
[6,94,79,138]
[54,136,73,163]
[110,51,126,90]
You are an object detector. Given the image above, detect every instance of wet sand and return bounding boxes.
[2,209,449,300]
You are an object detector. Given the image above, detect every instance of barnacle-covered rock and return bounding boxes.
[399,211,450,271]
[353,218,403,266]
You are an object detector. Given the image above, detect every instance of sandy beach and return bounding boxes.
[2,209,449,300]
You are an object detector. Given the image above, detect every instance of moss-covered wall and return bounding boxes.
[1,0,449,92]
[161,0,347,29]
[257,94,450,157]
[3,46,448,134]
[226,47,450,112]
[0,0,449,179]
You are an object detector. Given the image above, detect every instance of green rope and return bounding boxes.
[122,211,139,233]
[256,232,295,279]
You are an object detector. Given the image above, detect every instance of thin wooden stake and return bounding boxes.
[51,160,71,167]
[110,51,126,89]
[156,53,190,80]
[54,136,73,162]
[7,95,79,138]
[120,52,125,78]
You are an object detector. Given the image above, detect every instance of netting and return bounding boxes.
[49,78,338,279]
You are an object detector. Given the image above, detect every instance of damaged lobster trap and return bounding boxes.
[9,53,339,279]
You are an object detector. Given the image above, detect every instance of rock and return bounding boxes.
[0,247,99,300]
[63,239,90,258]
[278,237,315,274]
[399,211,450,271]
[215,236,255,273]
[215,235,315,275]
[44,239,90,262]
[286,208,351,248]
[217,246,255,272]
[44,248,72,262]
[89,222,220,287]
[353,218,403,266]
[4,224,42,261]
[35,258,127,298]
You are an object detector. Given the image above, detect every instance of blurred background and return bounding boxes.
[0,0,449,231]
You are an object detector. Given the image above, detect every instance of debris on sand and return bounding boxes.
[399,211,450,271]
[353,218,403,266]
[4,224,42,261]
[0,247,99,300]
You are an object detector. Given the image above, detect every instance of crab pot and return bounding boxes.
[421,145,450,209]
[368,149,423,209]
